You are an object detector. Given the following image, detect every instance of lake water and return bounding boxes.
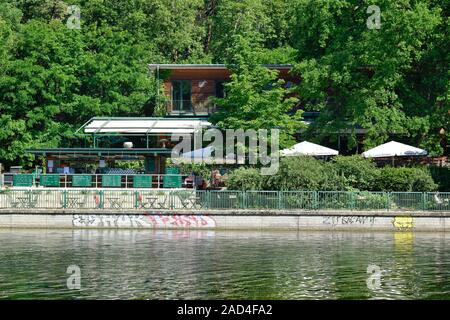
[0,229,449,299]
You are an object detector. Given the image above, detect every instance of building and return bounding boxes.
[148,64,297,116]
[19,64,298,188]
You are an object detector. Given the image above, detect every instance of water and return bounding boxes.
[0,229,449,299]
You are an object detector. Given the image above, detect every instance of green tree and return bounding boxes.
[0,6,157,166]
[290,0,448,154]
[210,0,272,61]
[210,35,303,148]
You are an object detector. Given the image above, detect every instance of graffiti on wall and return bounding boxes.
[323,216,376,227]
[72,214,216,229]
[392,216,414,231]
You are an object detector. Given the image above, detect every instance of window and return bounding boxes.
[172,80,192,112]
[215,81,226,98]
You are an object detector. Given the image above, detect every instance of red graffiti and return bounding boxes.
[143,214,216,228]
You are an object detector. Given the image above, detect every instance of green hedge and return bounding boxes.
[377,167,437,192]
[225,156,440,192]
[226,167,264,190]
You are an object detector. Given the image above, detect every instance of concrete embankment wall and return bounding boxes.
[0,210,449,231]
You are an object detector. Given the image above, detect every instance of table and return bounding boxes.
[17,197,31,208]
[67,197,83,208]
[18,194,38,208]
[140,197,158,209]
[107,197,122,209]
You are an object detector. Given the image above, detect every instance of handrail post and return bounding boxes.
[0,163,3,188]
[278,191,282,210]
[350,191,355,211]
[386,192,391,212]
[314,191,319,211]
[63,190,67,209]
[422,192,427,211]
[134,191,139,209]
[99,190,104,209]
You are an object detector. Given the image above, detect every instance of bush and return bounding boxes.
[319,161,352,191]
[225,156,440,192]
[376,167,437,192]
[225,167,264,190]
[354,191,389,210]
[263,157,329,191]
[331,156,379,191]
[167,161,212,179]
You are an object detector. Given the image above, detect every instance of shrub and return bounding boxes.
[282,192,316,209]
[167,161,212,179]
[225,167,264,190]
[331,156,379,191]
[376,167,437,192]
[354,191,389,210]
[319,161,351,191]
[224,156,439,192]
[263,157,328,191]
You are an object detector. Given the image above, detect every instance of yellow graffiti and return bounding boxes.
[392,216,414,231]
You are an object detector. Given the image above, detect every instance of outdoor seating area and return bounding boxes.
[0,189,449,212]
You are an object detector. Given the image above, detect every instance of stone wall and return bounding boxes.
[0,211,448,231]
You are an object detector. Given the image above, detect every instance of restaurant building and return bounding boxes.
[18,64,297,188]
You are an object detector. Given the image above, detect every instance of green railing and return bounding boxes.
[3,173,189,188]
[0,189,449,212]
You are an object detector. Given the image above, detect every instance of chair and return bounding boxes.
[5,194,20,208]
[434,193,443,205]
[29,192,40,208]
[434,193,449,207]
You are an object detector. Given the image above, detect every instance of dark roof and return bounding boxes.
[148,64,293,70]
[25,148,172,156]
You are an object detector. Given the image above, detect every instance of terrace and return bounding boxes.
[10,117,212,189]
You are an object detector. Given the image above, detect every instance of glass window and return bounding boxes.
[172,80,192,112]
[215,81,226,98]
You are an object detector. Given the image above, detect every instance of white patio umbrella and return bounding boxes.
[362,141,427,165]
[362,141,427,158]
[174,146,237,164]
[280,141,339,157]
[181,146,215,159]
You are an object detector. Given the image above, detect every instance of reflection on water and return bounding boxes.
[0,229,449,299]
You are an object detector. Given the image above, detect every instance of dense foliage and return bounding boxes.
[292,0,449,154]
[210,35,303,148]
[225,156,439,192]
[0,0,448,167]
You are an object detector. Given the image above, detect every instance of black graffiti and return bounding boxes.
[72,214,147,228]
[323,216,376,226]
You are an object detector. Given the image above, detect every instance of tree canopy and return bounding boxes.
[0,0,448,166]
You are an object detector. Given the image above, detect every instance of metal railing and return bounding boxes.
[2,173,192,189]
[0,189,449,212]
